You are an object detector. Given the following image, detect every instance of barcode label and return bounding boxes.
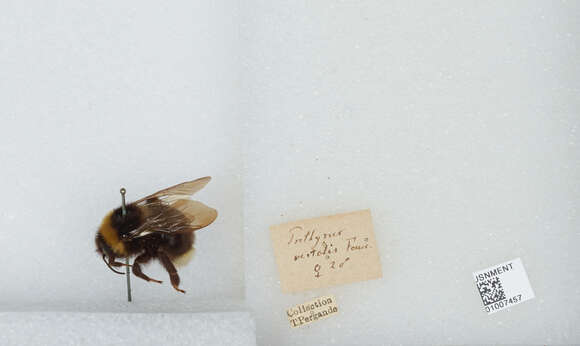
[473,258,535,314]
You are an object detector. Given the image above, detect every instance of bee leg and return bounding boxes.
[102,254,124,274]
[109,259,131,267]
[132,253,163,284]
[158,252,186,294]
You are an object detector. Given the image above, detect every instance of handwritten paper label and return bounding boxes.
[270,209,382,293]
[473,258,535,314]
[287,295,339,328]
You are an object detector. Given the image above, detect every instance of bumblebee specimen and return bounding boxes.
[95,177,217,293]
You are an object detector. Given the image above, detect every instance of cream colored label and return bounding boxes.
[270,209,382,293]
[287,295,338,328]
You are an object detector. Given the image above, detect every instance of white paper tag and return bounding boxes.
[286,295,339,328]
[473,258,535,314]
[270,210,382,293]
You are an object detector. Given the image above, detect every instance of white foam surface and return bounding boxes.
[1,0,579,345]
[0,312,256,346]
[241,1,580,345]
[0,0,243,311]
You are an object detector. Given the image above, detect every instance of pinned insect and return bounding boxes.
[95,177,217,294]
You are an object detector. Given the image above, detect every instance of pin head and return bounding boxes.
[120,188,127,217]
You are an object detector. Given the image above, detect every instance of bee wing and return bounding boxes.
[125,177,216,239]
[171,199,218,230]
[126,200,217,239]
[133,176,212,204]
[124,205,189,239]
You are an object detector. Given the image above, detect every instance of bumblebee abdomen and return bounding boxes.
[162,232,195,259]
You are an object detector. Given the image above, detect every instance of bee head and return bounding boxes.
[96,210,127,257]
[94,227,120,275]
[95,231,111,257]
[95,231,125,275]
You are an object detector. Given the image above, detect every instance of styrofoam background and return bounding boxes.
[241,1,580,345]
[1,1,579,345]
[0,312,256,346]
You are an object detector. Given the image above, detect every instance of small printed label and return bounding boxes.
[473,258,535,314]
[287,295,339,328]
[270,209,382,293]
